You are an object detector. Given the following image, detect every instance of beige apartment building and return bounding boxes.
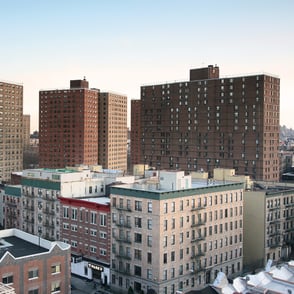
[23,114,30,149]
[244,186,294,270]
[110,170,244,294]
[98,92,128,172]
[0,81,23,183]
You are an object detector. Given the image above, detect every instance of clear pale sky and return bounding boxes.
[1,0,293,132]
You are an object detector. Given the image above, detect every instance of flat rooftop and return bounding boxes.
[78,196,110,205]
[114,178,238,193]
[0,236,48,260]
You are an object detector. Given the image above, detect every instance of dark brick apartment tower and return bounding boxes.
[132,65,280,181]
[39,79,99,168]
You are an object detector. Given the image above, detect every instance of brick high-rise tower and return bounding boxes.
[133,65,280,181]
[98,92,127,172]
[0,81,23,182]
[39,78,99,168]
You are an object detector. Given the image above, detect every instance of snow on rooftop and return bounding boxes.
[212,261,294,294]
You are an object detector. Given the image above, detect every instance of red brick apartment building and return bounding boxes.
[131,100,141,165]
[0,228,71,294]
[39,79,99,168]
[132,65,280,181]
[59,196,111,284]
[39,79,128,172]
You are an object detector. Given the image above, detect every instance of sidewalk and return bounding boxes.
[71,275,113,294]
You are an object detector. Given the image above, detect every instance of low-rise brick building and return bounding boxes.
[59,196,111,284]
[0,228,71,294]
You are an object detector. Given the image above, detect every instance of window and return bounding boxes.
[100,213,107,226]
[134,265,142,277]
[127,199,131,210]
[147,252,152,264]
[180,200,183,211]
[28,289,39,294]
[90,246,97,253]
[135,249,142,260]
[28,268,39,279]
[147,219,152,230]
[171,251,175,261]
[51,264,61,274]
[171,202,175,212]
[163,253,167,264]
[148,201,152,213]
[71,208,77,220]
[63,207,69,218]
[172,218,175,229]
[63,223,69,230]
[71,225,77,232]
[171,234,175,245]
[180,217,183,227]
[51,281,60,293]
[2,275,13,284]
[164,236,168,247]
[134,233,142,243]
[147,235,152,247]
[135,217,142,228]
[135,201,142,211]
[164,219,168,231]
[90,212,97,224]
[164,203,168,213]
[147,269,152,279]
[100,248,106,256]
[100,231,107,239]
[163,269,168,280]
[180,249,183,259]
[180,232,183,243]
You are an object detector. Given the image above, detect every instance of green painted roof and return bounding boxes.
[110,182,243,200]
[4,186,21,197]
[21,178,61,190]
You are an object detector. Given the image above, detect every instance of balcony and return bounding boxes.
[285,202,294,207]
[269,242,282,249]
[114,221,132,228]
[6,202,17,207]
[286,215,294,220]
[191,206,205,211]
[24,205,35,211]
[269,219,280,225]
[43,208,55,216]
[44,221,55,228]
[191,251,205,259]
[285,227,294,232]
[268,230,281,237]
[191,220,205,227]
[23,193,35,198]
[192,266,206,274]
[116,253,132,260]
[268,206,280,211]
[115,206,132,212]
[24,218,35,224]
[116,267,131,275]
[191,236,205,243]
[114,236,132,244]
[45,195,55,202]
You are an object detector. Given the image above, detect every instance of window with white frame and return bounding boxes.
[100,248,106,256]
[90,246,97,253]
[90,212,97,224]
[100,213,107,226]
[100,231,107,239]
[71,208,77,220]
[63,207,69,218]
